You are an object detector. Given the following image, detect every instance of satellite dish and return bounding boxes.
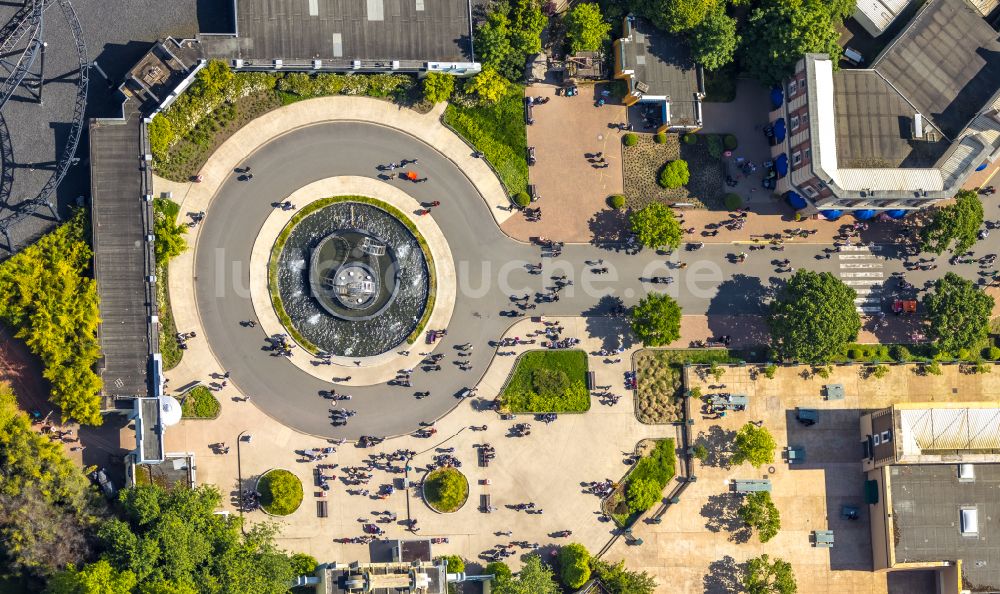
[160,396,182,427]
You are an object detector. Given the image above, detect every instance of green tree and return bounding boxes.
[422,72,455,103]
[738,492,781,543]
[492,555,560,594]
[589,559,657,594]
[485,561,513,582]
[465,66,509,105]
[0,382,101,579]
[689,7,739,71]
[768,269,860,364]
[565,3,612,52]
[289,553,318,577]
[626,477,663,512]
[743,555,797,594]
[557,543,591,589]
[630,292,682,347]
[633,0,719,32]
[731,423,776,468]
[439,555,465,574]
[475,7,514,74]
[425,469,468,512]
[475,0,545,81]
[923,272,994,354]
[190,60,234,102]
[47,561,137,594]
[919,190,984,255]
[147,115,175,163]
[658,159,690,189]
[630,202,682,250]
[739,0,842,85]
[153,199,187,266]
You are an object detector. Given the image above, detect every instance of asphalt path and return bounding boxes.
[195,121,998,438]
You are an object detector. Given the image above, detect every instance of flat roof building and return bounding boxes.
[613,15,704,132]
[769,0,1000,215]
[860,403,1000,593]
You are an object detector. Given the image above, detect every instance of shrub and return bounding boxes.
[290,553,318,576]
[625,439,676,513]
[181,386,220,418]
[623,132,639,146]
[815,365,830,379]
[692,443,708,461]
[513,191,531,207]
[609,194,626,209]
[424,468,469,512]
[654,132,668,144]
[439,555,465,573]
[925,361,943,375]
[763,364,777,379]
[869,364,889,379]
[658,159,690,189]
[422,72,455,103]
[558,543,591,589]
[891,345,912,362]
[683,133,698,144]
[847,348,862,360]
[501,350,590,412]
[986,346,1000,361]
[723,134,738,150]
[258,470,303,516]
[723,193,742,210]
[707,134,724,159]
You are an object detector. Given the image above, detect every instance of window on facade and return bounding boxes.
[792,151,802,166]
[805,148,811,161]
[802,186,818,198]
[873,434,881,446]
[788,80,798,96]
[790,114,800,130]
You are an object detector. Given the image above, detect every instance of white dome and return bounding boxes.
[160,396,182,426]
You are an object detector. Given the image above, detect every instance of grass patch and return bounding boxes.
[499,350,590,413]
[442,85,528,195]
[424,467,469,513]
[634,349,738,423]
[605,439,676,527]
[157,264,182,370]
[181,385,220,419]
[267,196,436,352]
[258,469,303,516]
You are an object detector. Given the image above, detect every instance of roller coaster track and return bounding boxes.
[0,0,87,248]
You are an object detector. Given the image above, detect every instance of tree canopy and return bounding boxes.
[731,423,776,468]
[743,554,797,594]
[689,6,739,71]
[491,555,560,594]
[630,202,682,250]
[565,3,612,52]
[557,543,591,589]
[475,0,545,81]
[589,559,657,594]
[464,66,509,105]
[422,72,455,104]
[919,190,984,255]
[739,0,843,85]
[153,199,187,267]
[0,383,101,579]
[658,159,690,189]
[768,269,860,364]
[0,210,103,425]
[626,477,663,512]
[738,492,781,543]
[922,272,995,355]
[46,560,138,594]
[630,292,682,347]
[632,0,719,32]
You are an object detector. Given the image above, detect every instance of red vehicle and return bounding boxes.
[892,299,917,314]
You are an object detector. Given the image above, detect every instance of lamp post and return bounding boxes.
[236,430,251,530]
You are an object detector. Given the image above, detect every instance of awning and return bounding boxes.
[820,209,842,220]
[770,86,784,109]
[775,153,788,178]
[773,118,786,143]
[854,209,877,220]
[787,191,807,209]
[885,209,908,219]
[976,161,988,172]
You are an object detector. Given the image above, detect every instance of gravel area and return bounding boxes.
[622,133,727,210]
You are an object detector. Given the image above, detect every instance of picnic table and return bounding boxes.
[814,529,835,547]
[786,446,805,464]
[734,479,772,493]
[709,394,748,410]
[824,384,845,401]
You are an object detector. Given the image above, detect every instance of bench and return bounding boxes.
[824,384,845,401]
[586,371,595,390]
[733,479,772,493]
[814,529,834,547]
[480,493,492,513]
[316,500,328,518]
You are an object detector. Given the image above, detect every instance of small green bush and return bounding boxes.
[847,348,862,360]
[609,194,626,209]
[658,159,690,189]
[683,133,698,145]
[654,132,668,144]
[439,555,465,574]
[763,364,777,379]
[925,361,943,375]
[258,470,303,516]
[986,346,1000,361]
[181,386,220,418]
[869,364,889,379]
[723,134,738,150]
[557,544,591,589]
[623,132,639,147]
[513,192,531,207]
[723,193,742,210]
[891,345,912,362]
[707,135,724,159]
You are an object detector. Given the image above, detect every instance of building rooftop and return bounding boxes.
[620,17,701,126]
[833,69,949,168]
[895,405,1000,463]
[225,0,475,63]
[871,0,1000,140]
[890,463,1000,590]
[320,561,445,594]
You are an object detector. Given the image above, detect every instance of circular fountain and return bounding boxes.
[272,199,430,357]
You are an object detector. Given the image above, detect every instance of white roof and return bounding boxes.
[854,0,911,33]
[898,407,1000,457]
[160,396,182,427]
